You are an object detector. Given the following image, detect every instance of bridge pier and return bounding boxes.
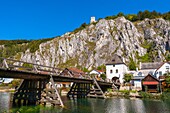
[67,82,91,98]
[12,79,47,106]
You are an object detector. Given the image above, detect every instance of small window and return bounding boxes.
[166,66,169,69]
[138,72,142,76]
[159,71,162,76]
[116,69,118,73]
[113,65,115,67]
[110,70,113,74]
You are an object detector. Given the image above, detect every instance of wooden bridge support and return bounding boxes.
[87,78,106,99]
[39,75,64,107]
[12,79,47,106]
[67,82,91,98]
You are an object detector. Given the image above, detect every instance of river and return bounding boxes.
[0,92,170,113]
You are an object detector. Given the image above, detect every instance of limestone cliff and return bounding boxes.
[5,17,170,70]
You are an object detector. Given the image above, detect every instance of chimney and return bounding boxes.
[122,57,125,63]
[139,62,142,70]
[136,67,138,72]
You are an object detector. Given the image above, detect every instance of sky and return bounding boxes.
[0,0,169,40]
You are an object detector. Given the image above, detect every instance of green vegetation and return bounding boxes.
[137,40,156,62]
[128,57,136,70]
[73,23,88,34]
[0,38,54,59]
[82,67,89,73]
[105,10,170,21]
[139,92,170,100]
[139,92,155,98]
[100,74,106,80]
[0,40,29,58]
[97,64,106,71]
[28,38,54,53]
[123,73,133,83]
[165,53,170,61]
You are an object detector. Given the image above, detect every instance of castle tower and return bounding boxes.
[90,16,96,23]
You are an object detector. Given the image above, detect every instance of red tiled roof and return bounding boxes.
[97,70,104,73]
[68,67,84,74]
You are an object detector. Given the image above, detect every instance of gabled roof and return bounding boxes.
[140,62,164,70]
[155,62,170,72]
[106,54,125,65]
[68,67,84,74]
[61,67,85,78]
[143,74,160,82]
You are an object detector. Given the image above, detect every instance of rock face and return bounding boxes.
[18,17,170,70]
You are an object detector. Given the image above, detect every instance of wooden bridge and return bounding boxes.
[0,57,116,107]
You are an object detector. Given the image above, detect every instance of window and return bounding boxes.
[159,71,162,76]
[138,72,142,76]
[116,69,118,73]
[110,70,113,74]
[166,66,169,69]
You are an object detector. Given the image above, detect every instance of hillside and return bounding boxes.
[1,11,170,71]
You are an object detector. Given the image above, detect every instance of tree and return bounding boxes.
[100,74,106,80]
[128,57,136,70]
[117,12,124,17]
[123,73,133,83]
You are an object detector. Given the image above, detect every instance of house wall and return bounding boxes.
[155,63,170,78]
[133,80,142,89]
[106,64,128,83]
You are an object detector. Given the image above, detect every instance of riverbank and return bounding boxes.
[0,87,15,92]
[0,89,15,92]
[105,90,170,100]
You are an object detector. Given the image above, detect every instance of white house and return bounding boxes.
[154,62,170,78]
[89,70,104,77]
[131,62,170,89]
[138,62,164,76]
[106,54,128,83]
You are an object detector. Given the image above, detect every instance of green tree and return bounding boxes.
[117,12,124,17]
[124,73,133,83]
[128,57,136,70]
[100,74,106,80]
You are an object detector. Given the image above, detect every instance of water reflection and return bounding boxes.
[1,92,170,113]
[0,92,12,113]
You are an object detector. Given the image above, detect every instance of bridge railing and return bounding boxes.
[0,57,63,75]
[0,57,112,83]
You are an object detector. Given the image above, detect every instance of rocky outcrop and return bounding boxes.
[17,17,170,70]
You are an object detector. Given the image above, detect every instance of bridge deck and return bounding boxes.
[0,57,112,86]
[0,68,112,86]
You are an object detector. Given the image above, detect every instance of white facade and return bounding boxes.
[106,64,128,83]
[133,80,142,88]
[155,63,170,78]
